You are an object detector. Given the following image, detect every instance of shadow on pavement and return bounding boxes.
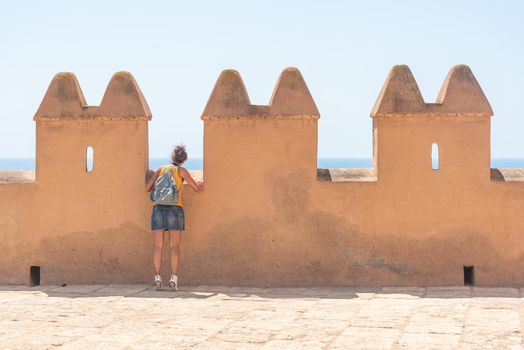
[0,284,522,299]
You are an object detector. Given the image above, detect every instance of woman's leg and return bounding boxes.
[169,230,181,275]
[152,230,164,275]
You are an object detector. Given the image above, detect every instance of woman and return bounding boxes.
[145,145,203,291]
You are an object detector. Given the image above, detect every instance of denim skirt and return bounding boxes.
[151,204,185,231]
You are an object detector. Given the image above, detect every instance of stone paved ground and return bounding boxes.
[1,285,524,349]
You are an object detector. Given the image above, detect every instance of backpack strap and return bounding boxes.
[169,165,178,178]
[167,165,180,190]
[172,166,180,190]
[160,165,175,175]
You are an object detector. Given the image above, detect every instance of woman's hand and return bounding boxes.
[196,181,204,192]
[179,167,204,193]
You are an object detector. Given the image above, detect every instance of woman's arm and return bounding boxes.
[178,167,204,192]
[145,168,161,192]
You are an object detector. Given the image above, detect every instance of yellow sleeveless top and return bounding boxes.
[159,164,183,207]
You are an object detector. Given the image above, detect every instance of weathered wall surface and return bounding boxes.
[1,65,523,286]
[0,72,153,284]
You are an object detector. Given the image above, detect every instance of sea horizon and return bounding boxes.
[2,158,524,171]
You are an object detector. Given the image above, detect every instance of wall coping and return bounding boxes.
[490,168,524,182]
[202,114,320,121]
[372,112,492,118]
[317,168,377,182]
[3,169,524,184]
[0,171,35,184]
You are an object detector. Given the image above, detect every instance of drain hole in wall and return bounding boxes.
[463,266,475,286]
[30,266,41,286]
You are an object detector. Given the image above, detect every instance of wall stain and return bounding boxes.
[34,222,151,284]
[181,170,524,286]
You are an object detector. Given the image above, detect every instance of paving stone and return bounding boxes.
[47,284,105,294]
[272,318,347,342]
[332,327,401,349]
[262,339,326,349]
[300,307,359,321]
[380,286,426,294]
[462,326,523,348]
[211,327,274,343]
[426,286,472,291]
[0,285,56,292]
[2,284,524,349]
[193,341,263,350]
[58,339,133,350]
[90,284,150,296]
[397,332,461,349]
[374,293,423,299]
[404,318,464,335]
[472,287,519,298]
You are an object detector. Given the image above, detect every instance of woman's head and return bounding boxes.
[171,145,188,165]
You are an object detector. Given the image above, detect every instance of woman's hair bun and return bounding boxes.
[172,144,188,165]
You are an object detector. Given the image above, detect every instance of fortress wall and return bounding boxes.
[0,72,154,284]
[375,115,491,184]
[30,119,152,284]
[0,184,35,283]
[180,68,323,285]
[1,65,524,286]
[373,65,492,183]
[180,65,524,286]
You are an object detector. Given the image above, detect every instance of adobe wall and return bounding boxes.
[1,65,524,286]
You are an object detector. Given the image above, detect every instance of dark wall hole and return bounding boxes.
[464,265,475,286]
[30,266,40,286]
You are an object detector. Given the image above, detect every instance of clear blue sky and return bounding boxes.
[1,1,523,159]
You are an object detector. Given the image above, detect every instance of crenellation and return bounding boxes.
[435,65,493,116]
[268,67,319,117]
[2,65,524,287]
[34,71,152,121]
[34,72,87,120]
[371,65,493,117]
[371,65,426,117]
[202,67,319,119]
[99,71,152,119]
[201,69,251,118]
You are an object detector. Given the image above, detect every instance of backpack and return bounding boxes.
[150,165,180,205]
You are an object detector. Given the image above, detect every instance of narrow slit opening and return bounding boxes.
[464,266,475,286]
[432,143,439,170]
[30,266,41,286]
[86,146,94,172]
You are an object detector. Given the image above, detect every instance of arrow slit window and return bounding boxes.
[432,143,439,170]
[86,146,94,172]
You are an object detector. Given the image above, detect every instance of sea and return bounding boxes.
[1,158,524,170]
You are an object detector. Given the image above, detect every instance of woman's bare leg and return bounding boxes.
[169,230,181,275]
[152,230,164,275]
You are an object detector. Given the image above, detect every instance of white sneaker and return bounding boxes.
[154,275,162,291]
[169,275,178,292]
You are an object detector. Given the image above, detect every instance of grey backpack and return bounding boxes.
[150,166,180,205]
